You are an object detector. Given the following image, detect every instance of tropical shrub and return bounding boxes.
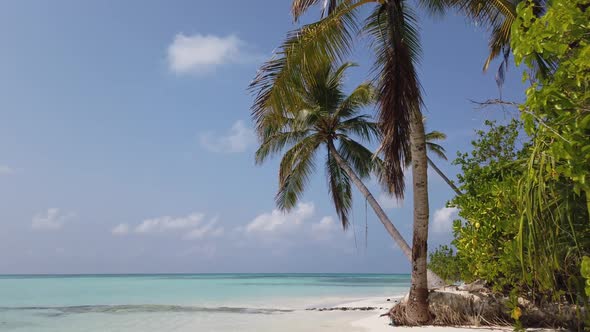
[511,0,590,301]
[428,245,463,284]
[430,0,590,316]
[445,120,527,292]
[582,256,590,297]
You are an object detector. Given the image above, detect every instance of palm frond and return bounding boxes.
[255,129,312,164]
[416,0,448,16]
[402,129,448,166]
[335,82,376,119]
[276,135,322,210]
[485,18,512,85]
[448,0,553,83]
[426,142,448,160]
[425,130,447,141]
[337,136,376,179]
[302,61,351,112]
[425,129,447,160]
[447,0,516,32]
[326,62,357,95]
[250,2,360,136]
[445,0,517,81]
[326,151,353,229]
[365,1,423,198]
[292,0,340,21]
[338,115,380,142]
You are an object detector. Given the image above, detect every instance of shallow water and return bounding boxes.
[0,274,409,331]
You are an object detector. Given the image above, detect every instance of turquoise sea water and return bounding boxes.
[0,274,410,331]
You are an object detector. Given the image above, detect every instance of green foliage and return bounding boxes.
[582,256,590,297]
[448,117,589,301]
[510,0,590,301]
[438,0,589,304]
[428,245,463,284]
[449,120,527,292]
[425,5,590,317]
[506,288,524,331]
[512,0,590,207]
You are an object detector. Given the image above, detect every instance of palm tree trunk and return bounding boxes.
[405,111,431,324]
[427,157,463,196]
[327,141,444,289]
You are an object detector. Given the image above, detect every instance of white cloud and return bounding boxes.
[167,33,259,74]
[312,216,337,232]
[233,204,353,251]
[122,213,224,241]
[245,202,315,234]
[311,216,338,240]
[111,223,130,236]
[135,213,205,233]
[0,165,14,175]
[184,219,224,240]
[31,208,74,231]
[377,193,403,209]
[432,207,459,234]
[199,120,256,153]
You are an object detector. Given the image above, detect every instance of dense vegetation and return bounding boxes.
[442,120,528,291]
[429,0,590,327]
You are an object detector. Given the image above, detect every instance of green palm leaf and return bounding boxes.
[424,130,446,141]
[338,115,379,142]
[335,82,376,119]
[276,135,322,210]
[337,136,376,178]
[425,130,448,161]
[255,129,312,164]
[249,2,360,136]
[446,0,551,82]
[292,0,340,21]
[326,152,353,229]
[426,142,448,161]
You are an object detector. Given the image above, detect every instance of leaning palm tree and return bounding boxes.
[254,60,444,288]
[250,0,526,323]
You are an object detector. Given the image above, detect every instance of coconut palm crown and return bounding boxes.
[255,61,379,229]
[254,60,447,289]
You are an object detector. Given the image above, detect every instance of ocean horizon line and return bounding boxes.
[0,272,411,277]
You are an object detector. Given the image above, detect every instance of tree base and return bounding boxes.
[384,283,584,329]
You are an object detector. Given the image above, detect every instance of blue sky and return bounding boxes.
[0,0,525,274]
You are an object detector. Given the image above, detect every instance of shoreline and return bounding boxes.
[0,294,558,331]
